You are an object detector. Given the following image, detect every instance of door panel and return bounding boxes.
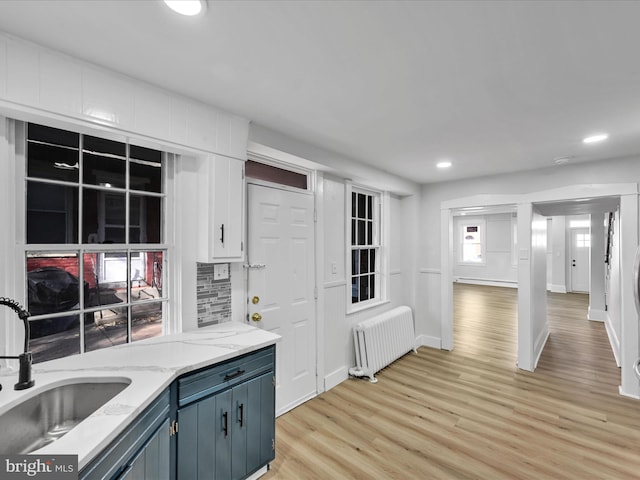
[571,227,590,292]
[248,184,316,415]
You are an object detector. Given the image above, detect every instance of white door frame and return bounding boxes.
[245,151,325,398]
[569,227,590,293]
[440,184,639,398]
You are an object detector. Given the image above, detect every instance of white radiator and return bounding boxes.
[349,306,417,383]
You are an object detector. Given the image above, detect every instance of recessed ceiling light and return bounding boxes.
[437,161,452,169]
[554,156,571,165]
[164,0,206,16]
[583,133,609,144]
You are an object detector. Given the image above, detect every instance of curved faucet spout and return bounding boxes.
[0,297,34,390]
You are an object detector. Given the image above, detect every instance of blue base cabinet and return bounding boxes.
[176,345,276,480]
[80,345,276,480]
[80,390,171,480]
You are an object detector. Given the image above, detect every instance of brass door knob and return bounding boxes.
[251,313,262,322]
[252,296,260,304]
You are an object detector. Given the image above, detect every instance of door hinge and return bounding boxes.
[272,375,276,387]
[241,241,244,252]
[272,438,275,451]
[314,286,318,300]
[314,209,317,223]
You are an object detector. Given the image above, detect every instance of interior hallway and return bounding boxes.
[263,284,640,479]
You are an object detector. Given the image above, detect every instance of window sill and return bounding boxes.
[347,299,390,315]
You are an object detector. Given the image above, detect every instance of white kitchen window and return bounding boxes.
[19,122,171,363]
[347,185,386,312]
[459,220,486,264]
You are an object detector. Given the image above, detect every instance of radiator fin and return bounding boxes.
[349,306,416,383]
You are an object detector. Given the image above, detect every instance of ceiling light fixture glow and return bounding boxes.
[164,0,206,16]
[437,161,452,169]
[583,133,609,144]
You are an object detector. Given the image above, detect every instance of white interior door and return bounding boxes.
[247,183,316,415]
[570,227,590,292]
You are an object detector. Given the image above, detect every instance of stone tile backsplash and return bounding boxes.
[197,263,232,327]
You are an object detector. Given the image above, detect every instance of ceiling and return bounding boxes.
[0,1,639,184]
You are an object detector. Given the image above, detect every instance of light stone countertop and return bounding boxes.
[0,322,280,469]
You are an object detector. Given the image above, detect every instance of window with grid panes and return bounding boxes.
[350,188,380,306]
[23,122,169,363]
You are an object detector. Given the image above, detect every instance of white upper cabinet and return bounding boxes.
[197,155,245,262]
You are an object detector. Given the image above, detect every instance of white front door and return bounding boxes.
[570,227,590,292]
[247,183,316,415]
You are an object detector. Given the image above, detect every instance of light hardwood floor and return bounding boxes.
[263,284,640,479]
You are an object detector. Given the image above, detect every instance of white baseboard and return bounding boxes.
[416,334,441,349]
[533,327,550,370]
[454,278,517,289]
[549,284,567,293]
[604,314,621,367]
[587,307,606,322]
[246,466,269,480]
[324,366,349,391]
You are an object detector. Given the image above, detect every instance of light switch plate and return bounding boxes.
[213,263,229,280]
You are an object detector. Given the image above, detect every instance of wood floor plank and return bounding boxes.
[263,284,640,479]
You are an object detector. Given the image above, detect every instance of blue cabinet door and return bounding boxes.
[118,418,170,480]
[246,373,275,475]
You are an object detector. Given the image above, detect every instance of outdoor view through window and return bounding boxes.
[24,123,168,363]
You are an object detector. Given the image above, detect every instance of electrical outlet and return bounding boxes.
[213,263,229,280]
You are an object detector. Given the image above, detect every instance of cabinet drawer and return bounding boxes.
[177,345,274,407]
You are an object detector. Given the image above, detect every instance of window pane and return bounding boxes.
[83,153,126,188]
[27,182,78,244]
[370,249,376,273]
[130,160,162,193]
[351,219,356,246]
[131,302,163,342]
[360,250,369,274]
[367,220,373,245]
[244,160,307,190]
[130,195,161,243]
[351,192,356,217]
[83,252,127,308]
[29,314,80,364]
[83,190,126,244]
[463,244,482,262]
[85,306,128,352]
[26,255,81,316]
[351,277,359,303]
[27,142,79,182]
[357,193,366,219]
[352,250,359,275]
[84,135,125,157]
[359,275,369,302]
[131,251,163,300]
[369,274,375,299]
[367,195,373,220]
[358,220,366,245]
[28,123,79,149]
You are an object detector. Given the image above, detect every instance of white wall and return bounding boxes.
[589,213,607,322]
[531,210,549,368]
[548,216,566,292]
[453,213,517,286]
[321,178,418,390]
[606,209,622,365]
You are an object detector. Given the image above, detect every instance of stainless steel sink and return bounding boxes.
[0,378,130,454]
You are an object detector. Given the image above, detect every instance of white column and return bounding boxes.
[619,194,639,398]
[589,213,607,321]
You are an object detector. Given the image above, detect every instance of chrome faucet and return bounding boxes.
[0,297,35,391]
